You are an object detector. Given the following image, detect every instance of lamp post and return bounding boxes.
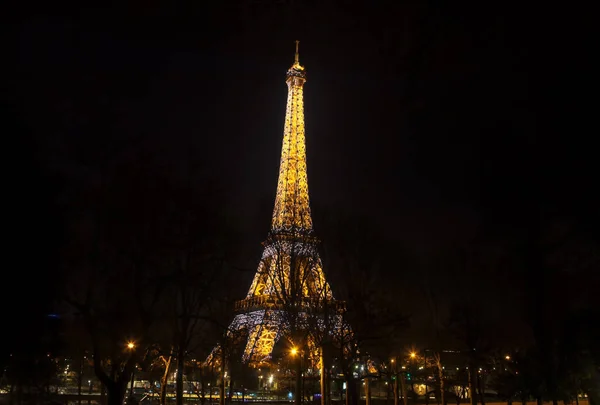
[127,342,136,399]
[391,358,398,405]
[291,347,303,405]
[408,352,417,401]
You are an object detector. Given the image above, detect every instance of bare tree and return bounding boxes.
[203,294,250,405]
[62,215,166,405]
[63,275,162,405]
[157,348,175,405]
[164,241,228,405]
[500,217,600,405]
[60,157,228,405]
[319,213,410,405]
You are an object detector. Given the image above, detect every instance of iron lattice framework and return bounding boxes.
[208,42,349,368]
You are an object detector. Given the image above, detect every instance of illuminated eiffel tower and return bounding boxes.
[211,42,346,368]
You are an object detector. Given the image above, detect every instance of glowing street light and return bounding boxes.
[505,355,511,360]
[410,352,416,359]
[291,347,298,356]
[127,342,137,398]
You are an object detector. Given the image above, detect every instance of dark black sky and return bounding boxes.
[4,1,596,345]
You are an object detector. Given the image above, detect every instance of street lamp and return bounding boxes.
[290,347,303,405]
[127,342,136,400]
[409,352,416,359]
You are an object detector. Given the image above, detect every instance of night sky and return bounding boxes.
[4,2,596,349]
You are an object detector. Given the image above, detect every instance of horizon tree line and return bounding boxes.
[3,163,598,405]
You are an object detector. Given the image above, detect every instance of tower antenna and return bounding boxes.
[295,40,300,64]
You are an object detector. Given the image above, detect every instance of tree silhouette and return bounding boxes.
[60,155,228,405]
[319,212,410,405]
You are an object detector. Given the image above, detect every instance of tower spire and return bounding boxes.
[295,40,300,65]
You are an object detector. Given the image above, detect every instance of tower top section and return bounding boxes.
[287,40,306,81]
[272,41,313,235]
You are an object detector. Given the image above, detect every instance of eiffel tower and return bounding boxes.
[211,42,346,368]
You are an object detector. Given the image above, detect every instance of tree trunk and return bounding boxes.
[101,385,106,405]
[348,379,359,405]
[160,355,173,405]
[219,362,226,405]
[477,374,485,405]
[200,384,206,405]
[295,354,302,405]
[393,376,399,405]
[365,377,371,405]
[199,368,206,405]
[468,367,477,405]
[78,356,84,405]
[106,382,127,405]
[318,346,332,405]
[345,380,350,405]
[435,354,445,405]
[400,373,408,405]
[93,358,132,405]
[176,346,185,405]
[227,378,234,401]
